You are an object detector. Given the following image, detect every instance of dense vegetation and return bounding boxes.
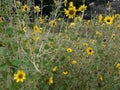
[0,0,120,90]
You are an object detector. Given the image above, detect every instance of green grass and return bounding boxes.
[0,0,120,90]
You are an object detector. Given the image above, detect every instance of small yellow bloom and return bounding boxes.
[22,5,30,12]
[33,25,42,33]
[63,71,68,75]
[39,17,44,24]
[86,47,94,55]
[49,20,56,26]
[116,63,120,69]
[34,6,40,13]
[74,16,83,21]
[23,27,27,32]
[99,75,103,81]
[115,14,120,19]
[111,34,116,39]
[67,48,72,53]
[0,17,4,22]
[71,60,77,64]
[64,3,77,19]
[14,70,26,83]
[64,0,67,7]
[86,20,91,25]
[78,4,87,12]
[104,15,114,25]
[82,43,88,47]
[35,37,40,42]
[52,66,57,72]
[98,14,103,22]
[96,31,102,37]
[16,1,21,8]
[48,77,53,85]
[34,25,39,32]
[58,18,62,21]
[69,22,75,27]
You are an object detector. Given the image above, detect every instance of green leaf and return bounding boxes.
[0,63,7,71]
[0,47,6,56]
[12,59,22,67]
[35,48,39,54]
[6,27,13,36]
[44,44,50,49]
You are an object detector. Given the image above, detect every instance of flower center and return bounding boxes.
[69,10,75,15]
[107,19,110,22]
[89,49,92,52]
[18,74,23,79]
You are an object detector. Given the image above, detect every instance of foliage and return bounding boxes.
[0,0,120,90]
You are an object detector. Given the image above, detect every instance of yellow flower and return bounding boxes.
[78,4,87,12]
[86,20,91,25]
[96,31,102,37]
[35,37,40,42]
[99,75,103,81]
[69,22,76,27]
[33,25,41,33]
[71,60,77,64]
[86,47,94,55]
[22,5,30,12]
[52,66,57,72]
[111,34,116,39]
[14,70,26,83]
[39,17,44,24]
[58,18,62,21]
[115,14,120,19]
[64,0,67,7]
[82,43,88,47]
[16,1,21,8]
[64,6,77,19]
[67,48,72,53]
[23,27,27,32]
[104,16,114,25]
[98,14,103,22]
[49,20,56,26]
[63,71,68,75]
[48,77,53,85]
[74,16,83,21]
[116,63,120,69]
[0,17,4,22]
[34,6,40,13]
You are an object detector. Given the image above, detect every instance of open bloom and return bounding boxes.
[34,6,40,13]
[22,5,30,12]
[86,47,94,55]
[14,70,26,83]
[104,16,114,25]
[63,71,68,75]
[33,25,42,33]
[67,48,72,53]
[64,7,77,19]
[71,60,77,64]
[78,4,87,12]
[116,63,120,69]
[64,2,77,19]
[52,66,57,72]
[48,77,53,85]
